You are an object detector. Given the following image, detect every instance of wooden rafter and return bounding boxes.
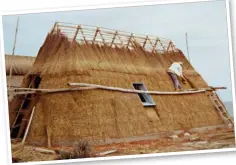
[116,32,124,47]
[142,36,148,48]
[159,41,167,52]
[79,27,87,44]
[73,25,81,42]
[92,28,99,44]
[147,37,154,50]
[110,31,118,47]
[167,41,172,51]
[152,38,160,53]
[127,33,134,49]
[54,22,177,53]
[98,29,106,45]
[170,42,175,51]
[52,21,58,32]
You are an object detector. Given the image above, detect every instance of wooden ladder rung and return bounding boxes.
[12,124,21,129]
[211,93,234,126]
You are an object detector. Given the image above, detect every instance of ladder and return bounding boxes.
[10,75,40,138]
[209,92,234,127]
[10,79,33,134]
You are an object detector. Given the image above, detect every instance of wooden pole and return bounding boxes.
[21,106,35,147]
[10,86,97,93]
[9,17,19,88]
[47,126,52,148]
[9,85,226,96]
[110,31,118,47]
[80,27,87,44]
[116,32,124,47]
[167,41,172,51]
[147,37,155,49]
[51,21,58,32]
[126,33,134,49]
[92,28,99,44]
[33,148,56,154]
[73,25,80,42]
[152,38,159,53]
[142,36,148,48]
[159,41,167,52]
[68,83,207,95]
[185,32,191,62]
[98,29,106,46]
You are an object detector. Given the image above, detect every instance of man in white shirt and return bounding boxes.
[167,62,186,91]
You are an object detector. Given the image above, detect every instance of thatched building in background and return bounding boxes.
[6,55,35,87]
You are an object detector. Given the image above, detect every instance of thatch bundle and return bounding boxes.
[9,28,225,146]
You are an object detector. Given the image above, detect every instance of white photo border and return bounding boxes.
[0,0,235,165]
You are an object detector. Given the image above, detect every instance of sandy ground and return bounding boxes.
[11,127,235,163]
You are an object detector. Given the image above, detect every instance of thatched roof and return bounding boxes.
[5,55,35,75]
[8,22,231,146]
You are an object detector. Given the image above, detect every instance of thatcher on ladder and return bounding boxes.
[167,62,186,91]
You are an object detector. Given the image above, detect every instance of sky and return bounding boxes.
[2,0,233,102]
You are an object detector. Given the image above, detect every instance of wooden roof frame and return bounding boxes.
[52,22,177,53]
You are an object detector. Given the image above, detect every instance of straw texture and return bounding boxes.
[9,31,224,146]
[5,55,35,75]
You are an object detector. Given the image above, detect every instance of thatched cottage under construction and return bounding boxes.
[8,22,233,147]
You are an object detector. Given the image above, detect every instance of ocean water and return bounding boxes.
[227,109,234,117]
[224,102,234,117]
